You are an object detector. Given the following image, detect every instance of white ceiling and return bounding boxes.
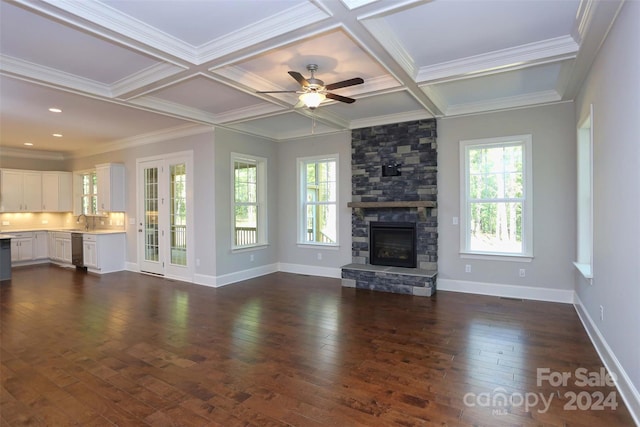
[0,0,623,158]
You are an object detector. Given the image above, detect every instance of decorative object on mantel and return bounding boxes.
[347,200,437,220]
[382,163,401,177]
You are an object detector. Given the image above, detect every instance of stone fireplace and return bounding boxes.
[341,119,437,296]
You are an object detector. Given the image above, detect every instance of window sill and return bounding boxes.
[573,262,593,280]
[231,244,269,254]
[297,242,340,250]
[460,252,533,262]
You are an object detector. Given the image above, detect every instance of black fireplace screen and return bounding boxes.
[370,222,417,268]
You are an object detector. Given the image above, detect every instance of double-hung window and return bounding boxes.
[80,170,97,215]
[232,153,267,249]
[575,106,593,279]
[460,135,533,258]
[298,155,338,245]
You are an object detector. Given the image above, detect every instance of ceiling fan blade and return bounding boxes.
[326,92,356,104]
[293,99,305,109]
[325,77,364,91]
[288,71,310,87]
[256,90,298,93]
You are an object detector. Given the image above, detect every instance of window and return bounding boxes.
[575,106,593,279]
[80,170,97,215]
[298,155,338,245]
[460,135,533,257]
[170,163,187,266]
[232,153,267,249]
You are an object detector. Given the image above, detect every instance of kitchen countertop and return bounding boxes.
[0,234,14,239]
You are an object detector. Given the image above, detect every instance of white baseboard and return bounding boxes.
[125,262,139,272]
[437,278,575,303]
[193,273,217,287]
[213,263,278,288]
[574,295,640,425]
[277,262,342,279]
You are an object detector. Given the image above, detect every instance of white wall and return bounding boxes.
[276,131,352,277]
[437,102,577,302]
[574,0,640,418]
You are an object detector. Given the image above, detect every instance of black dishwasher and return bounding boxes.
[71,233,84,268]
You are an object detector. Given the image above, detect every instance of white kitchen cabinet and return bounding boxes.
[42,172,72,212]
[33,231,48,259]
[0,169,42,212]
[96,163,125,212]
[10,232,34,262]
[82,233,125,273]
[83,235,98,269]
[51,232,72,264]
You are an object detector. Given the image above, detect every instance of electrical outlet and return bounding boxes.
[317,252,322,260]
[1,221,9,226]
[452,216,459,225]
[196,258,200,267]
[519,268,526,277]
[250,254,255,262]
[465,264,471,273]
[600,305,604,321]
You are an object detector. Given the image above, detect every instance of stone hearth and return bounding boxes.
[342,119,438,296]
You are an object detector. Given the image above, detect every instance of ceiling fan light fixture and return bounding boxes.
[299,92,325,109]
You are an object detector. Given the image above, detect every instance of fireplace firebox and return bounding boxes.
[370,222,417,268]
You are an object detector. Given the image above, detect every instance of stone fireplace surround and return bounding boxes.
[341,119,438,296]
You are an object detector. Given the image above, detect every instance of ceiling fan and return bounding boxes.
[257,64,364,110]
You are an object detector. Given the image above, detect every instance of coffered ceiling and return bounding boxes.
[0,0,624,157]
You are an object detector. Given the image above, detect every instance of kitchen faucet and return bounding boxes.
[77,214,89,231]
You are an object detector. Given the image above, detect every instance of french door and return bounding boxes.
[137,153,193,281]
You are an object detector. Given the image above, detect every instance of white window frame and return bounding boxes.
[460,134,533,260]
[231,153,267,250]
[297,154,339,247]
[574,105,593,281]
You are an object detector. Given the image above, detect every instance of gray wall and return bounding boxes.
[0,154,69,171]
[66,128,218,277]
[437,102,577,293]
[277,131,352,276]
[574,0,640,405]
[213,127,279,277]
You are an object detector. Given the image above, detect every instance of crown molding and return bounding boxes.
[0,55,111,97]
[215,103,287,124]
[416,35,579,84]
[340,0,379,11]
[574,0,597,45]
[112,62,188,99]
[197,2,330,64]
[444,90,561,116]
[127,96,218,124]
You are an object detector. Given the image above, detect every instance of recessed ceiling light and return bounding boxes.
[52,133,63,138]
[23,142,34,146]
[48,107,62,113]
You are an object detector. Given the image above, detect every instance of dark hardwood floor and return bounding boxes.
[0,264,635,426]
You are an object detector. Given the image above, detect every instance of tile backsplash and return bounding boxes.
[0,212,126,232]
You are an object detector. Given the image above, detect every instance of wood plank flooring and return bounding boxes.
[0,264,635,426]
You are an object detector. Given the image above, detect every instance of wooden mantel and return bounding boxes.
[347,200,436,220]
[347,201,436,209]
